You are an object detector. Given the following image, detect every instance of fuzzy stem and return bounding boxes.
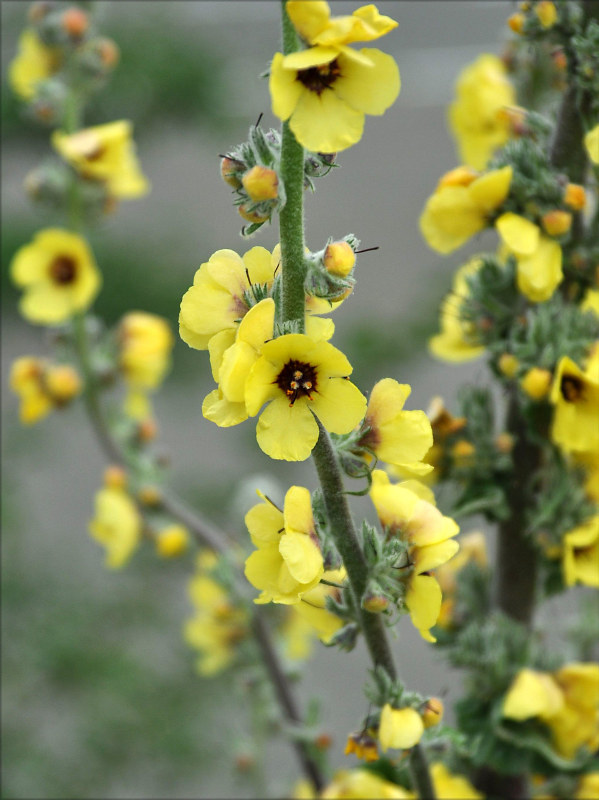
[279,1,307,330]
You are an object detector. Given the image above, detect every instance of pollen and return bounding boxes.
[276,359,318,406]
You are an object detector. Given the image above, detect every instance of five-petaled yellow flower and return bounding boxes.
[359,378,433,474]
[370,469,459,641]
[270,2,399,152]
[245,333,367,461]
[11,228,101,325]
[448,54,516,170]
[52,121,149,199]
[244,486,324,604]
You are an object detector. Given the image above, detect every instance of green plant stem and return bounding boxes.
[279,1,307,330]
[275,4,435,796]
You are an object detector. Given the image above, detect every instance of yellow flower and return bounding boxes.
[89,485,142,569]
[11,228,101,325]
[430,763,483,800]
[269,44,399,153]
[429,258,486,363]
[448,54,516,170]
[576,773,599,800]
[52,121,149,199]
[184,553,249,676]
[496,212,563,302]
[370,470,459,641]
[321,769,411,799]
[360,379,433,474]
[581,289,599,316]
[244,486,324,604]
[420,165,512,254]
[520,367,552,401]
[585,125,599,165]
[245,333,366,461]
[119,311,173,420]
[535,1,558,28]
[550,356,599,455]
[292,567,346,643]
[344,729,379,762]
[9,29,61,100]
[179,245,278,350]
[10,357,81,425]
[378,704,424,751]
[155,524,189,558]
[503,663,599,759]
[287,2,398,48]
[562,516,599,588]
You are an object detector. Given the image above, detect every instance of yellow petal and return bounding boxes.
[334,49,400,115]
[269,52,303,121]
[284,485,315,536]
[286,1,330,42]
[496,213,540,255]
[585,125,599,164]
[283,46,340,71]
[405,574,442,641]
[202,388,247,427]
[279,532,323,584]
[256,397,319,461]
[468,165,512,212]
[310,377,367,434]
[290,87,364,153]
[379,704,424,751]
[516,236,563,303]
[502,669,564,720]
[245,501,283,546]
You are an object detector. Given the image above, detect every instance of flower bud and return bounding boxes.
[535,1,557,28]
[95,37,120,68]
[498,353,519,378]
[104,465,127,490]
[61,6,89,39]
[45,364,81,403]
[137,417,158,442]
[508,13,525,34]
[242,165,279,202]
[451,440,475,466]
[220,156,244,188]
[324,241,356,277]
[552,49,567,71]
[564,183,586,210]
[237,203,270,224]
[495,432,515,453]
[437,165,478,190]
[541,209,572,236]
[362,594,389,613]
[155,524,189,558]
[138,485,162,506]
[422,698,444,729]
[520,367,552,400]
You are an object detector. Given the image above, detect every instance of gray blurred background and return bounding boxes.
[2,2,513,797]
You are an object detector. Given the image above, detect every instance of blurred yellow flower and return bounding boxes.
[562,516,599,588]
[89,485,141,569]
[496,212,563,302]
[360,379,433,475]
[244,486,324,604]
[155,524,190,558]
[118,311,173,419]
[52,121,149,199]
[420,165,512,254]
[503,663,599,759]
[429,258,486,363]
[287,2,397,48]
[550,356,599,455]
[430,763,483,799]
[448,54,516,170]
[9,29,61,100]
[321,768,411,799]
[245,333,366,461]
[11,228,101,325]
[184,553,249,676]
[370,470,459,641]
[10,357,81,425]
[585,125,599,165]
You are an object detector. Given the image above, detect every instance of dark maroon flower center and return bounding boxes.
[560,375,583,403]
[49,255,77,285]
[296,59,341,95]
[276,359,317,406]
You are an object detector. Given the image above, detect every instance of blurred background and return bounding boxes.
[2,2,514,797]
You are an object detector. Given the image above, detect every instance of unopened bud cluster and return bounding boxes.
[304,235,359,303]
